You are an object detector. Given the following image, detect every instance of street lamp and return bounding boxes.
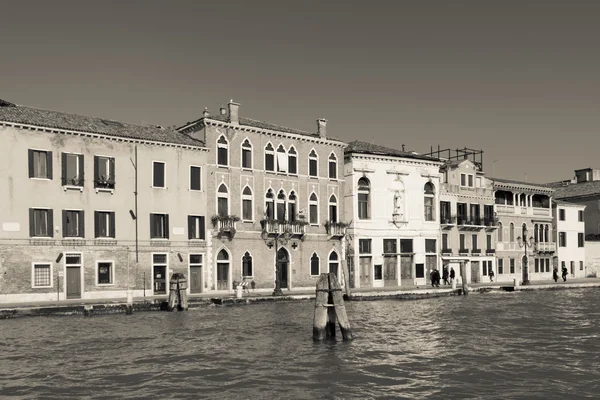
[266,230,291,296]
[517,226,535,285]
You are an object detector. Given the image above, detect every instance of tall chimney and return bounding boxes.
[202,107,210,118]
[317,118,327,138]
[220,107,227,115]
[228,99,240,125]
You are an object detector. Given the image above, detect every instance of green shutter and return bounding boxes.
[28,150,34,178]
[47,151,53,180]
[109,212,116,238]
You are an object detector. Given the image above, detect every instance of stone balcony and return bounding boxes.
[495,204,552,218]
[260,219,307,238]
[536,242,557,253]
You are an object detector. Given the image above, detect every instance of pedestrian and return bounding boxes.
[553,267,558,283]
[442,267,450,285]
[450,267,456,283]
[489,269,495,282]
[562,266,568,282]
[430,269,436,288]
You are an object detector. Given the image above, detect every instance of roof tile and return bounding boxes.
[345,140,441,162]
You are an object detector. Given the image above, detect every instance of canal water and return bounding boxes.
[1,289,599,400]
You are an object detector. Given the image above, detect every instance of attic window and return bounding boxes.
[101,119,124,128]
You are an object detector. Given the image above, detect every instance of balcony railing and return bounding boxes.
[441,248,452,254]
[211,215,239,237]
[324,221,350,238]
[536,242,557,253]
[484,217,499,228]
[62,176,84,188]
[486,248,496,254]
[442,184,494,197]
[457,216,485,230]
[471,248,481,255]
[440,215,456,225]
[260,219,307,237]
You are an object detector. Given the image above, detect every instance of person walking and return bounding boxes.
[442,267,450,285]
[553,267,559,283]
[489,269,495,282]
[450,267,456,283]
[562,265,568,282]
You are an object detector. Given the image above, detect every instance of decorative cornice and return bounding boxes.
[493,182,554,195]
[348,153,443,168]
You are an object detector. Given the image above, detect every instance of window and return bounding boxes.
[152,253,168,295]
[400,239,413,253]
[328,195,338,223]
[310,253,320,276]
[472,234,478,250]
[459,234,466,251]
[32,263,52,288]
[242,251,253,277]
[28,149,52,179]
[217,184,229,217]
[308,149,318,177]
[534,258,539,273]
[152,161,165,188]
[276,145,288,173]
[559,232,567,247]
[578,210,584,222]
[580,261,584,271]
[276,190,287,221]
[468,174,474,187]
[359,239,371,254]
[94,211,115,238]
[150,213,169,239]
[97,261,114,285]
[188,216,205,240]
[328,153,337,179]
[424,182,435,221]
[265,189,275,219]
[217,135,229,166]
[442,234,448,251]
[309,193,319,224]
[487,234,492,250]
[546,259,550,273]
[498,258,504,275]
[383,239,397,254]
[510,258,515,274]
[509,222,515,242]
[264,143,275,172]
[94,156,115,189]
[559,209,565,221]
[241,139,252,169]
[578,232,584,247]
[61,152,84,186]
[288,191,297,222]
[29,208,54,237]
[288,146,297,175]
[190,166,201,191]
[357,177,370,219]
[460,173,466,186]
[63,210,84,238]
[425,239,436,253]
[329,251,339,275]
[242,187,253,221]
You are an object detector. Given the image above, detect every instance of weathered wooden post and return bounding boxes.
[167,273,188,311]
[126,289,134,315]
[460,261,469,295]
[313,273,353,341]
[168,274,179,311]
[178,274,188,311]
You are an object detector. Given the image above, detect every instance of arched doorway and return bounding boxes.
[277,248,289,289]
[216,249,230,290]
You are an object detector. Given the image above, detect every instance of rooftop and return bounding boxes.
[345,140,441,162]
[0,99,203,147]
[492,177,555,194]
[550,180,600,200]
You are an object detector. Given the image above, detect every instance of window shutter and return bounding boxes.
[61,153,67,185]
[28,149,34,178]
[79,154,85,186]
[47,151,53,180]
[109,158,115,187]
[48,209,54,237]
[199,216,205,240]
[165,214,170,239]
[94,156,99,188]
[94,211,99,238]
[187,216,193,240]
[150,214,155,238]
[29,208,35,237]
[62,210,68,237]
[109,212,115,238]
[79,210,85,238]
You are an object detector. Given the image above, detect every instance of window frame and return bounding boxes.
[558,208,565,221]
[241,138,253,170]
[28,148,53,180]
[308,149,318,178]
[63,209,84,238]
[328,152,337,180]
[61,152,84,187]
[265,188,275,220]
[328,194,338,223]
[31,262,53,288]
[189,165,202,191]
[578,210,584,222]
[188,215,206,240]
[578,232,584,248]
[216,135,229,167]
[357,177,370,220]
[94,210,115,239]
[559,231,567,247]
[152,161,166,189]
[310,252,320,277]
[264,142,275,172]
[96,260,115,286]
[150,213,170,239]
[287,146,297,175]
[309,192,319,225]
[242,251,254,278]
[217,183,230,217]
[93,155,115,190]
[30,207,54,238]
[423,182,435,221]
[276,144,288,173]
[241,186,253,222]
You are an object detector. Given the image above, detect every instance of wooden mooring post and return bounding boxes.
[167,273,189,311]
[313,273,352,341]
[459,262,469,295]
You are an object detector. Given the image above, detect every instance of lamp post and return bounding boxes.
[267,230,290,296]
[517,227,535,285]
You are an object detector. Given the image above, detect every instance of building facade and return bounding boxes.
[178,101,347,294]
[344,141,443,288]
[0,99,210,303]
[553,200,586,279]
[493,178,555,283]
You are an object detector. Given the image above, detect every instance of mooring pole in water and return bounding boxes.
[313,273,353,341]
[460,261,469,295]
[167,273,188,311]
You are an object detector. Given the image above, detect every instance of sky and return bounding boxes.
[1,0,599,183]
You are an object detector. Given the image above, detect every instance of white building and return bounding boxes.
[554,200,586,279]
[344,141,444,288]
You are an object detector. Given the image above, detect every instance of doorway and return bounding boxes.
[65,253,82,299]
[189,254,203,294]
[216,249,230,291]
[471,261,480,283]
[359,256,371,288]
[277,248,289,289]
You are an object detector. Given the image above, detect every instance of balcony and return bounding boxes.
[62,176,84,191]
[457,216,485,231]
[486,248,496,255]
[496,204,515,214]
[260,219,307,238]
[441,248,453,255]
[440,215,456,228]
[211,215,240,238]
[459,248,469,255]
[324,221,350,239]
[94,177,115,193]
[471,248,482,255]
[484,217,499,229]
[536,242,557,253]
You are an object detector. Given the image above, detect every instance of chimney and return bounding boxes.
[220,107,227,115]
[202,107,210,118]
[228,99,240,125]
[317,118,327,138]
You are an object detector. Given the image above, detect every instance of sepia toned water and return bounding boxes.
[1,289,600,400]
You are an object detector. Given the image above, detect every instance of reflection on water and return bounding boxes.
[1,289,600,399]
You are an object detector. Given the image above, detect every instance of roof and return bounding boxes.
[344,140,442,162]
[0,100,204,147]
[551,180,600,199]
[492,177,555,194]
[553,199,586,208]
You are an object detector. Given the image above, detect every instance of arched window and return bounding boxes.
[217,136,228,166]
[277,190,287,221]
[328,152,337,179]
[544,224,549,243]
[288,146,297,175]
[241,139,252,169]
[309,193,319,225]
[276,145,287,173]
[534,224,539,243]
[329,251,339,276]
[216,249,230,290]
[498,222,503,242]
[265,189,275,219]
[217,184,229,216]
[509,222,515,242]
[242,186,253,221]
[310,253,320,276]
[328,194,338,223]
[357,177,370,219]
[308,149,318,177]
[242,251,253,278]
[288,191,297,222]
[264,143,275,172]
[424,182,435,221]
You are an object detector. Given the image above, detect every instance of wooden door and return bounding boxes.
[66,267,81,299]
[217,262,229,290]
[471,261,480,283]
[359,257,371,287]
[401,256,413,280]
[190,266,203,294]
[383,256,397,286]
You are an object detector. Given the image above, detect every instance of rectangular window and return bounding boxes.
[468,174,474,187]
[309,158,318,177]
[242,254,253,277]
[472,234,478,250]
[383,239,397,254]
[188,216,205,240]
[32,263,52,288]
[510,258,515,274]
[94,156,115,189]
[578,210,584,222]
[570,261,575,275]
[28,149,52,179]
[425,239,436,253]
[94,211,115,238]
[277,152,288,173]
[217,146,228,166]
[61,152,84,186]
[97,261,114,285]
[359,239,371,254]
[535,258,539,273]
[242,147,252,169]
[415,263,425,279]
[62,210,84,238]
[265,152,275,172]
[559,232,567,247]
[498,258,504,274]
[459,234,466,251]
[358,193,369,219]
[486,234,492,250]
[457,203,467,224]
[288,154,297,175]
[580,261,584,271]
[153,161,165,188]
[578,232,584,247]
[190,166,201,191]
[150,213,169,239]
[400,239,413,253]
[424,197,434,221]
[546,259,550,273]
[483,261,488,276]
[559,209,565,221]
[460,173,466,186]
[309,203,318,224]
[442,234,448,251]
[29,208,53,237]
[243,198,253,221]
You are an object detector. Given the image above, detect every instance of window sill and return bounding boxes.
[32,285,53,289]
[95,239,117,245]
[241,168,253,172]
[30,177,52,181]
[242,220,254,223]
[96,283,115,287]
[188,189,203,193]
[309,176,319,180]
[63,185,84,192]
[217,164,230,169]
[95,187,114,194]
[151,186,167,190]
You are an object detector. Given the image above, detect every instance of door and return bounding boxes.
[217,263,229,290]
[359,257,371,287]
[383,256,397,286]
[190,266,203,294]
[400,256,413,286]
[153,266,167,294]
[373,264,384,287]
[66,267,81,299]
[471,261,480,283]
[277,248,289,289]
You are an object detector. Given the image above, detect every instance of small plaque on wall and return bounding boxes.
[2,223,20,232]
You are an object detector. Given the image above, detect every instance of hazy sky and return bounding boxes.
[1,0,599,183]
